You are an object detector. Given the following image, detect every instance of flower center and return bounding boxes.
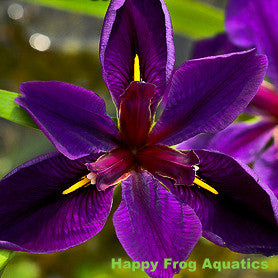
[63,78,218,195]
[85,80,204,192]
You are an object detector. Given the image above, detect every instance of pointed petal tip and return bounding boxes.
[150,47,268,146]
[16,81,120,159]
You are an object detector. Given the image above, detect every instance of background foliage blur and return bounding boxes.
[0,0,277,277]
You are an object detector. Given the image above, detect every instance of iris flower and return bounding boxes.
[182,0,278,197]
[1,0,278,277]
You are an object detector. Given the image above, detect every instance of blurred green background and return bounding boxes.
[0,0,277,277]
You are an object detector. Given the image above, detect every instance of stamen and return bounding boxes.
[62,176,91,195]
[194,175,218,195]
[194,165,200,171]
[134,54,141,81]
[87,172,97,184]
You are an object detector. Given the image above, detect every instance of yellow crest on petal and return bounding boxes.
[194,175,219,195]
[62,176,91,195]
[134,54,141,82]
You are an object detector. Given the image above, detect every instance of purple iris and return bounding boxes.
[182,0,278,197]
[1,0,278,277]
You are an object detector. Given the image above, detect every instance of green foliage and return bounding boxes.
[167,0,224,38]
[0,90,38,129]
[234,113,260,123]
[2,258,40,278]
[111,117,118,127]
[23,0,110,18]
[0,250,13,274]
[22,0,224,38]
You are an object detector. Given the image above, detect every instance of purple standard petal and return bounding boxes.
[100,0,175,112]
[16,81,120,160]
[113,171,201,278]
[177,120,275,164]
[149,49,267,146]
[0,152,114,253]
[226,0,278,87]
[162,150,278,255]
[192,33,243,59]
[254,145,278,198]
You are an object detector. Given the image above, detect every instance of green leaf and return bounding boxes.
[21,0,224,38]
[234,113,259,123]
[22,0,110,18]
[167,0,224,38]
[0,250,13,273]
[0,90,38,129]
[111,116,118,127]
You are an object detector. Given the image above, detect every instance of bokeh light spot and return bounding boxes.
[7,3,24,20]
[29,33,51,52]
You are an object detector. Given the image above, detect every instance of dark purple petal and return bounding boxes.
[119,82,155,149]
[254,145,278,198]
[113,171,202,278]
[162,150,278,255]
[100,0,175,112]
[192,33,243,59]
[149,49,267,146]
[226,0,278,87]
[0,152,114,253]
[16,81,119,159]
[177,120,275,164]
[136,145,199,186]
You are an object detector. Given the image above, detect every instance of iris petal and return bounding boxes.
[119,82,155,149]
[149,49,268,146]
[248,81,278,119]
[100,0,175,113]
[0,152,114,253]
[161,150,278,255]
[254,146,278,198]
[16,81,120,160]
[192,33,243,59]
[136,145,198,186]
[226,0,278,87]
[113,171,202,278]
[87,148,134,191]
[178,120,275,164]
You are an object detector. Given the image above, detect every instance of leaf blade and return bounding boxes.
[0,90,38,129]
[0,249,13,273]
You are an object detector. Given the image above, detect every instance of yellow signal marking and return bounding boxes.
[194,176,218,195]
[62,177,90,195]
[134,54,141,81]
